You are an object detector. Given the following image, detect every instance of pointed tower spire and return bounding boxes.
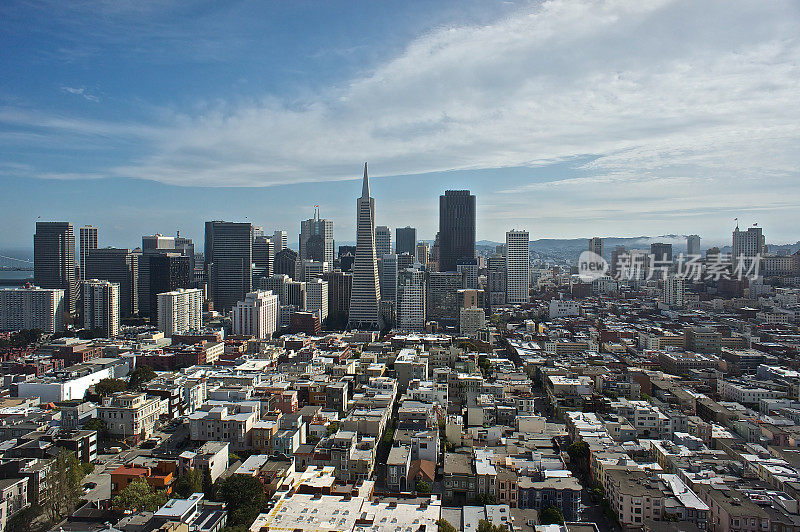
[362,162,370,198]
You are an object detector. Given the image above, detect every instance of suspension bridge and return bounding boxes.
[0,254,34,271]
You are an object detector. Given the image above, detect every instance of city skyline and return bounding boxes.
[2,1,799,248]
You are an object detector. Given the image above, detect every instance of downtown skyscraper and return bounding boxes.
[439,190,476,272]
[299,208,334,264]
[348,164,382,330]
[505,230,530,304]
[204,221,253,313]
[34,221,77,314]
[79,225,98,281]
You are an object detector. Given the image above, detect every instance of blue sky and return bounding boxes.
[1,0,799,251]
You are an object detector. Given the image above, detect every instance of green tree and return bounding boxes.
[202,467,214,499]
[477,519,509,532]
[326,422,340,436]
[437,519,458,532]
[94,378,127,397]
[83,418,109,441]
[112,478,169,512]
[44,449,83,522]
[174,469,203,498]
[213,474,266,527]
[567,440,590,475]
[415,480,431,493]
[128,365,157,390]
[540,506,565,525]
[476,493,497,505]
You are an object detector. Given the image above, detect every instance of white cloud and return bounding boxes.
[2,0,799,242]
[60,86,100,102]
[95,0,800,190]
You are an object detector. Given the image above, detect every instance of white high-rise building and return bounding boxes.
[460,307,486,337]
[397,268,425,331]
[732,224,765,260]
[82,279,119,337]
[272,230,288,253]
[348,163,382,329]
[157,288,203,337]
[305,278,329,322]
[231,290,278,339]
[375,226,391,257]
[505,230,530,304]
[301,260,330,282]
[662,277,686,307]
[0,285,65,333]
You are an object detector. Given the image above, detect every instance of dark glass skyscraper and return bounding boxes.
[439,190,476,272]
[204,221,253,313]
[85,247,137,318]
[34,221,77,314]
[147,253,190,318]
[395,226,417,257]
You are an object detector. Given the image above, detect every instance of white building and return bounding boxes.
[82,279,120,337]
[397,268,425,331]
[506,230,530,304]
[231,290,278,339]
[548,299,580,318]
[17,365,113,402]
[305,278,329,322]
[157,288,203,337]
[460,307,486,337]
[662,276,686,308]
[0,285,65,333]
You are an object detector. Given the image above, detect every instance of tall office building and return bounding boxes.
[416,242,429,268]
[398,252,414,272]
[610,246,627,277]
[457,258,478,290]
[348,164,382,330]
[144,253,190,319]
[439,190,476,272]
[588,237,603,258]
[662,276,686,308]
[397,268,425,331]
[300,208,334,264]
[34,221,77,314]
[396,227,417,257]
[82,279,119,338]
[650,242,673,262]
[506,230,530,304]
[0,286,65,333]
[487,253,506,310]
[275,248,300,279]
[301,260,329,282]
[85,248,137,318]
[272,231,288,254]
[231,290,278,339]
[322,270,352,330]
[686,235,701,257]
[306,278,329,323]
[380,254,398,303]
[426,271,464,324]
[375,226,391,257]
[253,235,274,280]
[138,234,194,318]
[157,288,203,337]
[79,226,98,281]
[204,221,253,313]
[732,224,765,259]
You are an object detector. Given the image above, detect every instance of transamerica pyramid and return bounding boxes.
[347,163,382,330]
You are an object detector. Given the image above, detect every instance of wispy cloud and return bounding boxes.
[3,0,800,236]
[60,86,99,102]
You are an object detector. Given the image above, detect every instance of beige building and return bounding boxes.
[97,392,162,442]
